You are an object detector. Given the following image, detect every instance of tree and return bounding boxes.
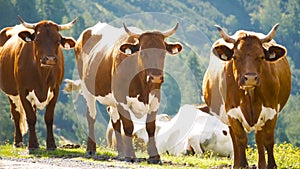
[0,92,14,143]
[15,0,39,22]
[0,0,17,28]
[36,0,67,22]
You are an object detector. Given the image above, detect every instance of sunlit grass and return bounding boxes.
[0,143,299,168]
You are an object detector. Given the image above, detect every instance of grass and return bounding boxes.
[0,143,299,168]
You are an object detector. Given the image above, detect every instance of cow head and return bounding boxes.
[212,24,286,91]
[17,16,77,66]
[119,23,182,89]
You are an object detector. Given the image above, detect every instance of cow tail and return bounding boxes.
[19,106,28,135]
[63,79,82,93]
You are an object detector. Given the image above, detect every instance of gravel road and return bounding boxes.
[0,157,151,169]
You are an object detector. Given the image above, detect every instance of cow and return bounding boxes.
[151,104,232,157]
[184,105,233,157]
[202,24,291,168]
[0,16,77,150]
[70,22,182,163]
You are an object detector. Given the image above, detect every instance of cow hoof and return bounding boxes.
[147,156,162,165]
[46,147,57,151]
[112,155,125,161]
[28,147,40,154]
[13,142,24,148]
[124,157,136,163]
[85,150,96,157]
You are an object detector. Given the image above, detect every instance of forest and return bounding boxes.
[0,0,299,148]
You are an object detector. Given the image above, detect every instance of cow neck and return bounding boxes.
[38,65,54,87]
[133,74,161,105]
[147,83,161,102]
[241,88,258,126]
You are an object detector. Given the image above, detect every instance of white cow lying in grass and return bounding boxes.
[155,104,233,157]
[106,104,233,157]
[183,105,233,157]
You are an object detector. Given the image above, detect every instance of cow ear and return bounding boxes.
[265,45,286,61]
[213,45,233,61]
[18,31,35,42]
[166,43,182,55]
[119,43,139,55]
[61,37,76,49]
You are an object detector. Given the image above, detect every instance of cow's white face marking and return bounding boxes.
[120,94,160,119]
[26,88,54,110]
[227,106,277,132]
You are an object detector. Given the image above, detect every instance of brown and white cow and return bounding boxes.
[202,24,291,168]
[0,16,77,150]
[70,22,182,163]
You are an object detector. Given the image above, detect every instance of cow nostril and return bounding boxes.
[41,56,57,65]
[243,73,258,84]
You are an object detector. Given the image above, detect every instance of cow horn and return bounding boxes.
[18,15,36,29]
[260,23,279,43]
[215,25,236,44]
[58,17,78,30]
[123,23,140,38]
[162,23,179,38]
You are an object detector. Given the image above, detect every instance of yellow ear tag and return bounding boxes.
[125,48,132,54]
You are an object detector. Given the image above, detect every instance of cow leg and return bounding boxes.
[86,106,96,155]
[189,137,203,154]
[229,118,248,168]
[117,105,135,162]
[264,117,277,169]
[111,119,125,158]
[8,97,23,148]
[83,92,97,155]
[255,129,267,169]
[19,92,39,150]
[146,112,161,164]
[44,88,58,150]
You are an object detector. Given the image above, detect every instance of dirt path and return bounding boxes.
[0,157,145,169]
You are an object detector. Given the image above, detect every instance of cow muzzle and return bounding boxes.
[147,74,164,84]
[41,56,57,66]
[240,73,259,90]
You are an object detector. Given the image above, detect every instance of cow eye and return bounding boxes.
[257,56,264,61]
